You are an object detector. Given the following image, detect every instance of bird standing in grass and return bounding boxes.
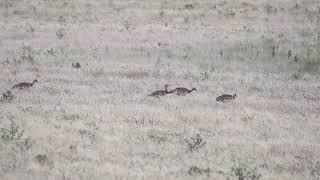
[148,84,171,98]
[12,79,38,90]
[169,87,197,96]
[216,94,237,102]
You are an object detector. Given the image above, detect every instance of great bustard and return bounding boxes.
[12,79,38,90]
[216,94,237,102]
[169,87,197,96]
[148,84,171,98]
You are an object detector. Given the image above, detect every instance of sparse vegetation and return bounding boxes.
[20,45,35,63]
[25,23,35,34]
[311,161,320,177]
[56,29,64,39]
[16,138,32,151]
[185,134,206,152]
[227,158,262,180]
[1,120,24,141]
[184,4,194,10]
[34,154,53,167]
[301,59,320,74]
[188,166,210,176]
[240,113,255,122]
[0,90,14,102]
[264,4,277,14]
[72,62,81,68]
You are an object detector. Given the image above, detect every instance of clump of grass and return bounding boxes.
[21,45,35,63]
[0,90,14,103]
[264,4,277,14]
[1,120,24,141]
[200,72,209,81]
[184,4,194,10]
[123,19,130,30]
[188,166,210,176]
[227,158,262,180]
[311,161,320,177]
[291,71,303,80]
[72,62,81,69]
[224,8,236,17]
[185,134,206,152]
[301,59,320,74]
[25,23,34,34]
[159,8,165,17]
[240,113,255,122]
[47,48,56,56]
[34,154,53,167]
[56,29,64,39]
[18,138,32,151]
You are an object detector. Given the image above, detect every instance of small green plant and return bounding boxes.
[240,113,255,122]
[188,166,210,176]
[227,158,262,180]
[311,161,320,178]
[123,19,130,30]
[21,45,34,63]
[25,23,35,34]
[200,72,209,81]
[224,9,236,17]
[47,48,56,56]
[185,134,206,152]
[72,62,81,69]
[56,29,64,39]
[291,71,303,80]
[184,4,194,10]
[1,120,24,141]
[16,138,32,151]
[159,8,165,17]
[0,90,14,102]
[264,4,277,14]
[34,154,50,166]
[302,59,320,74]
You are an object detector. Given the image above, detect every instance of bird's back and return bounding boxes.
[174,87,189,95]
[149,90,166,97]
[216,94,235,102]
[12,82,32,89]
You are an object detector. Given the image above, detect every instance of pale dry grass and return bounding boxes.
[0,0,320,179]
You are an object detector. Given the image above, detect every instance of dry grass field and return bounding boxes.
[0,0,320,179]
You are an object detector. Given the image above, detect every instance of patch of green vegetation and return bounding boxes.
[16,138,32,151]
[21,45,35,63]
[301,59,320,74]
[227,157,262,180]
[188,166,210,176]
[0,90,14,102]
[291,71,303,80]
[185,134,206,152]
[34,154,49,166]
[1,120,24,141]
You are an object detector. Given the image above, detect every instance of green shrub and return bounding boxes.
[1,120,24,141]
[185,134,206,152]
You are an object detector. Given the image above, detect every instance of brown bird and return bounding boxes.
[12,79,38,90]
[148,84,170,98]
[169,87,197,96]
[216,94,237,102]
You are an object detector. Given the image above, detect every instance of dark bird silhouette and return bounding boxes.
[148,84,170,98]
[216,94,237,102]
[169,87,197,96]
[12,79,38,90]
